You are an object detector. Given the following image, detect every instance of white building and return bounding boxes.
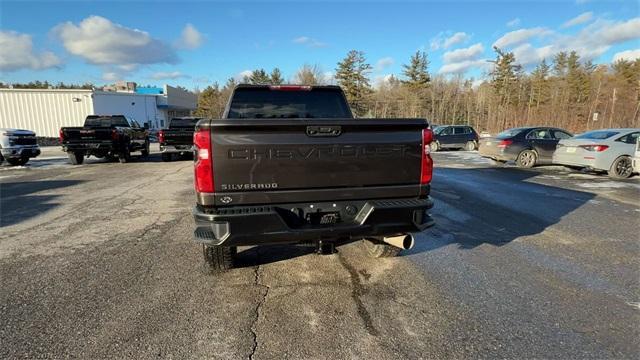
[0,85,197,137]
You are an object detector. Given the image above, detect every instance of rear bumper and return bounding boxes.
[1,146,41,159]
[159,144,193,153]
[62,142,115,152]
[552,152,599,169]
[193,197,435,246]
[478,147,517,162]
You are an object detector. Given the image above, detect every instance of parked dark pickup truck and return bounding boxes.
[192,85,435,271]
[60,115,150,164]
[159,117,202,161]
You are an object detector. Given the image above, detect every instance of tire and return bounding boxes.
[516,150,537,168]
[141,139,150,157]
[431,141,441,152]
[7,157,29,166]
[203,245,236,272]
[118,147,131,163]
[363,238,402,258]
[464,141,477,151]
[489,159,507,166]
[68,151,84,165]
[161,153,172,162]
[608,156,633,179]
[0,152,4,165]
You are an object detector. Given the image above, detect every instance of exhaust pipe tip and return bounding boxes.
[382,233,415,250]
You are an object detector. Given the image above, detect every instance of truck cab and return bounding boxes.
[0,128,41,166]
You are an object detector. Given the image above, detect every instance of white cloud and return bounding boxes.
[0,30,61,71]
[562,12,594,28]
[375,57,394,71]
[439,59,491,75]
[53,16,177,68]
[493,27,552,49]
[177,24,204,49]
[150,71,189,80]
[443,43,484,64]
[373,74,395,89]
[430,31,470,50]
[102,72,119,81]
[236,70,253,82]
[612,49,640,62]
[292,36,327,48]
[507,18,521,28]
[497,17,640,68]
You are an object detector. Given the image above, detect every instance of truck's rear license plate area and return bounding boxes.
[306,211,341,225]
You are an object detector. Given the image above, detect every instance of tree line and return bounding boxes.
[195,48,639,133]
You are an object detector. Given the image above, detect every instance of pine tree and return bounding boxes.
[245,69,271,85]
[401,50,430,89]
[566,51,590,103]
[335,50,373,117]
[531,59,551,106]
[553,52,568,77]
[490,47,522,105]
[270,68,284,85]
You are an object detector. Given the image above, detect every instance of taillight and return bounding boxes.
[111,129,119,141]
[579,145,609,152]
[59,129,65,143]
[193,128,214,193]
[421,129,433,184]
[497,139,513,148]
[158,130,165,143]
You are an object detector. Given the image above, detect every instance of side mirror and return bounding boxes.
[143,122,149,129]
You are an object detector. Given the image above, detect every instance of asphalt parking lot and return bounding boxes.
[1,147,639,359]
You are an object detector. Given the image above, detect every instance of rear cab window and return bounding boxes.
[227,86,352,119]
[85,115,129,128]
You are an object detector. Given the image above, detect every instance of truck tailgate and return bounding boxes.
[62,127,113,142]
[206,118,428,204]
[163,129,194,145]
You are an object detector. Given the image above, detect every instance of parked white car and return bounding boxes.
[0,128,41,166]
[552,128,640,179]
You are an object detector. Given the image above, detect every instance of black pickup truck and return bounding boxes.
[158,117,202,161]
[192,85,435,271]
[60,115,150,164]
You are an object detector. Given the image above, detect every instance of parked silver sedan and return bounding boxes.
[552,128,640,179]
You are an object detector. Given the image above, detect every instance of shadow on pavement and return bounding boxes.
[408,167,596,253]
[0,180,84,227]
[235,244,317,268]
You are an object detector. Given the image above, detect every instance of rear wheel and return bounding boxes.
[516,150,537,168]
[608,156,633,179]
[489,159,507,166]
[464,141,476,151]
[161,153,172,162]
[118,147,131,163]
[362,238,401,258]
[431,141,441,152]
[141,140,150,157]
[7,157,29,166]
[68,151,84,165]
[0,152,4,165]
[203,245,236,272]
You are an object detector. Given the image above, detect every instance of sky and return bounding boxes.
[0,0,639,89]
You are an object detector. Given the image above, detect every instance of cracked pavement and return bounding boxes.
[1,149,639,359]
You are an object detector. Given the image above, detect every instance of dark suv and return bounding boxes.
[432,125,478,151]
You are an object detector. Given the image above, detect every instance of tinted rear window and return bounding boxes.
[574,130,620,140]
[170,118,200,128]
[497,128,526,139]
[85,116,128,127]
[227,88,352,119]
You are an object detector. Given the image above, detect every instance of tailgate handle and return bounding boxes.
[306,126,341,137]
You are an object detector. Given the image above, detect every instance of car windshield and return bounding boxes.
[496,128,526,139]
[574,130,620,140]
[433,126,446,135]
